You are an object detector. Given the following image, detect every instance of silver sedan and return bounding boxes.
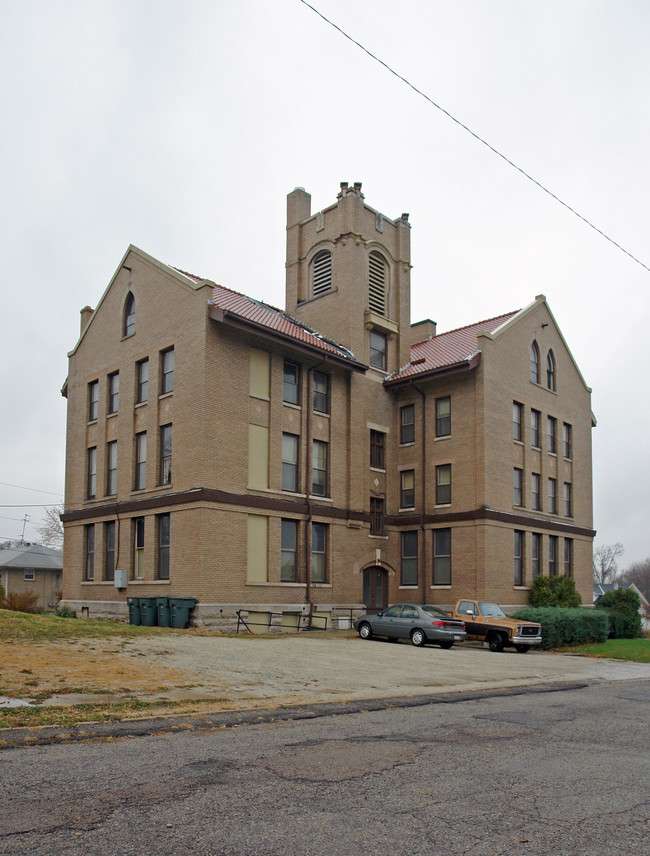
[354,603,467,648]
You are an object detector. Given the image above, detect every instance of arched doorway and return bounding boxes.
[362,565,389,613]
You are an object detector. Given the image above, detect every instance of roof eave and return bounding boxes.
[385,352,481,388]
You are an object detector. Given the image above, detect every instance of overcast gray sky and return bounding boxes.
[1,0,648,567]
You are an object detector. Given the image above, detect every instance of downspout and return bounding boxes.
[414,384,427,605]
[304,363,323,628]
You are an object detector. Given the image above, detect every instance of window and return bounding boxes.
[400,470,415,509]
[104,521,115,581]
[133,517,145,579]
[546,350,555,390]
[401,531,418,586]
[160,425,172,485]
[313,371,329,414]
[311,522,327,583]
[369,329,387,370]
[135,432,147,490]
[436,397,451,437]
[88,380,99,422]
[563,482,573,517]
[106,440,117,496]
[400,404,415,444]
[513,468,523,506]
[108,372,119,414]
[433,528,451,585]
[370,497,385,536]
[549,535,558,576]
[370,430,385,469]
[312,440,328,496]
[548,477,557,514]
[281,519,298,582]
[514,530,524,586]
[531,409,541,447]
[161,348,174,394]
[282,433,299,492]
[531,473,541,510]
[24,569,35,581]
[547,416,557,454]
[564,538,573,576]
[513,402,523,441]
[124,292,135,337]
[311,250,332,297]
[87,447,97,499]
[436,464,451,505]
[563,423,572,459]
[530,341,540,383]
[157,513,170,579]
[84,524,95,581]
[283,360,299,405]
[136,359,149,404]
[532,533,542,579]
[368,252,386,315]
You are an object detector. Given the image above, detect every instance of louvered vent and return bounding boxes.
[312,251,332,296]
[368,252,386,314]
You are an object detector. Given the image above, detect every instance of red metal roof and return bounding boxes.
[387,311,518,382]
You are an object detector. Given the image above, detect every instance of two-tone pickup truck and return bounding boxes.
[450,599,542,653]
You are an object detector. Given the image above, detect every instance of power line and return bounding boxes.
[0,481,62,497]
[299,0,650,274]
[0,504,61,509]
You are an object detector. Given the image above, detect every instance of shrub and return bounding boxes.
[596,588,642,638]
[1,590,42,614]
[529,575,582,608]
[513,607,608,649]
[54,604,77,619]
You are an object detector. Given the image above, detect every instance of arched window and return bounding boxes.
[546,350,556,390]
[311,250,332,297]
[368,252,386,315]
[123,292,135,337]
[530,341,540,384]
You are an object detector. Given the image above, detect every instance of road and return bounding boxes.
[2,677,649,855]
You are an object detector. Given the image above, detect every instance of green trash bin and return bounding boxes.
[169,597,197,629]
[156,597,171,628]
[139,597,158,627]
[127,596,141,626]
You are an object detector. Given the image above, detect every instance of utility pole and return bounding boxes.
[20,513,29,544]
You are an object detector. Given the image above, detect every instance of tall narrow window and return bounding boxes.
[370,430,385,469]
[513,468,523,507]
[311,250,332,297]
[401,531,418,586]
[400,404,415,444]
[283,361,299,405]
[281,519,298,582]
[88,380,99,422]
[513,402,523,441]
[312,440,328,496]
[161,348,174,394]
[514,530,524,586]
[531,473,541,510]
[400,470,415,509]
[370,497,385,536]
[87,447,97,499]
[530,341,540,383]
[368,252,386,315]
[104,521,115,581]
[369,330,387,370]
[157,513,170,580]
[563,423,572,459]
[313,371,329,414]
[548,477,557,514]
[106,440,117,496]
[160,425,172,485]
[436,397,451,437]
[311,522,327,583]
[282,433,299,492]
[123,292,135,337]
[85,524,95,581]
[564,538,573,576]
[436,464,452,505]
[532,533,542,579]
[108,372,119,414]
[546,350,556,390]
[136,358,149,404]
[547,416,557,453]
[433,528,451,585]
[133,517,145,579]
[563,482,572,517]
[549,535,558,576]
[135,432,147,490]
[531,409,541,447]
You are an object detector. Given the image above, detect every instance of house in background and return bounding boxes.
[594,582,650,630]
[0,543,63,610]
[60,183,596,627]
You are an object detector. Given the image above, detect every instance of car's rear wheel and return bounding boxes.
[358,622,373,640]
[438,641,454,650]
[487,631,505,652]
[515,644,530,653]
[410,628,426,647]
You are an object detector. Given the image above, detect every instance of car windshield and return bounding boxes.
[422,606,450,619]
[478,602,505,617]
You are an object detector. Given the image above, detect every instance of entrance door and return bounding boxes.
[363,566,388,613]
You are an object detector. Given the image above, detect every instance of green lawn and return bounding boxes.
[0,608,174,641]
[559,636,650,663]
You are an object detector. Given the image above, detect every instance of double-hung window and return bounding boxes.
[433,529,451,585]
[282,434,299,492]
[547,416,557,454]
[311,522,327,583]
[281,519,298,582]
[104,521,115,581]
[313,371,329,414]
[106,441,117,496]
[157,513,170,580]
[85,524,95,581]
[531,409,541,448]
[312,440,328,496]
[400,404,414,444]
[401,531,418,586]
[513,468,523,507]
[513,402,523,441]
[135,432,147,490]
[136,358,149,403]
[160,425,172,485]
[532,533,542,579]
[435,464,451,505]
[436,397,451,437]
[400,470,415,509]
[161,348,174,394]
[531,473,541,510]
[370,497,385,536]
[88,380,99,421]
[87,447,97,499]
[564,538,573,576]
[563,423,572,459]
[134,517,145,579]
[108,372,119,414]
[283,361,299,405]
[514,530,524,586]
[563,483,573,517]
[549,535,558,576]
[369,330,387,370]
[370,430,385,469]
[548,477,557,514]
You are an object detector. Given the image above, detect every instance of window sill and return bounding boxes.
[250,394,270,402]
[513,586,531,591]
[434,503,451,509]
[159,392,173,401]
[282,402,301,411]
[430,585,452,589]
[434,435,451,442]
[513,439,524,446]
[313,410,330,419]
[369,467,386,474]
[87,419,98,427]
[399,585,419,590]
[368,534,388,540]
[134,401,148,409]
[399,507,416,513]
[399,442,415,448]
[107,411,118,419]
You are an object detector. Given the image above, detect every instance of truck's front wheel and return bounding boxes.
[487,631,505,652]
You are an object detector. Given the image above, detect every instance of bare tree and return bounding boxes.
[593,542,624,584]
[35,505,64,548]
[619,558,650,602]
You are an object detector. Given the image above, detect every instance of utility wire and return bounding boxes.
[0,504,61,509]
[299,0,650,274]
[0,481,62,497]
